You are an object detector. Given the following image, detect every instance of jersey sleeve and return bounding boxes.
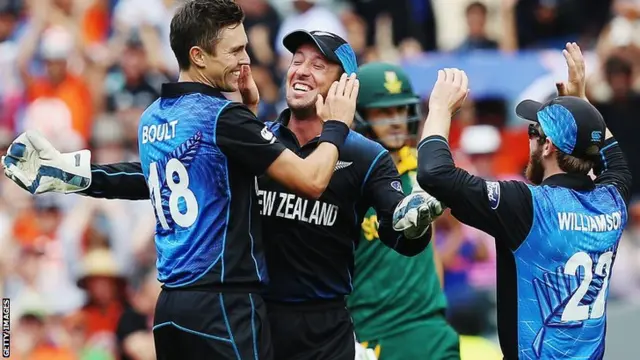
[81,162,150,200]
[215,103,287,176]
[417,135,533,250]
[593,138,632,206]
[363,151,432,256]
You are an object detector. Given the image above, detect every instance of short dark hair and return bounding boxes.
[466,1,488,15]
[535,124,594,175]
[605,56,632,77]
[170,0,245,70]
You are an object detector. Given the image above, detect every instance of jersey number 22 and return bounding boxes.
[148,159,199,230]
[561,251,613,322]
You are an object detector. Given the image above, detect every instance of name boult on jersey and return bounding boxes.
[257,189,338,226]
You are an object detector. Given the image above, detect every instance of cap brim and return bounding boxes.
[515,99,544,122]
[362,96,420,109]
[283,30,340,64]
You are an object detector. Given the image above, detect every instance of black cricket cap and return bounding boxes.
[283,30,358,76]
[515,96,606,159]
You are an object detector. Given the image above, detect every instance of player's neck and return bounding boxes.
[178,70,216,88]
[288,113,324,146]
[542,160,564,181]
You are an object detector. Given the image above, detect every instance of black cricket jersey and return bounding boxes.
[86,82,287,289]
[417,135,631,360]
[259,110,431,302]
[80,108,431,300]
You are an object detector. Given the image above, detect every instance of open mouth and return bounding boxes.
[292,82,313,94]
[232,70,240,77]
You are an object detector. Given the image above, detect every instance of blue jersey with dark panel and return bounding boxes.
[138,94,232,287]
[515,184,626,359]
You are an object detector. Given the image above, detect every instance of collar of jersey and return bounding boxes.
[396,146,417,175]
[275,108,292,126]
[160,82,225,99]
[541,173,595,191]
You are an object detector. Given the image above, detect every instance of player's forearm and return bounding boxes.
[379,220,432,257]
[416,135,460,204]
[80,162,150,200]
[593,137,632,203]
[420,107,452,142]
[298,142,339,199]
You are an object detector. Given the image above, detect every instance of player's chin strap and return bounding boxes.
[2,131,92,195]
[392,184,445,239]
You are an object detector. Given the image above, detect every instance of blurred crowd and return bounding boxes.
[1,0,640,359]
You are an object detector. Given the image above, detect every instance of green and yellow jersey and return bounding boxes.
[348,146,448,340]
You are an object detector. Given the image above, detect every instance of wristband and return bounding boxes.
[319,120,350,149]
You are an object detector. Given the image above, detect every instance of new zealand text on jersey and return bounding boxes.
[258,189,338,226]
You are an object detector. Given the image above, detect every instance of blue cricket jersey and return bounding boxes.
[136,82,286,288]
[417,135,632,360]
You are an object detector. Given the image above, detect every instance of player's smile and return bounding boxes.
[286,43,341,110]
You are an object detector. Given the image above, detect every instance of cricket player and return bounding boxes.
[2,30,439,360]
[413,43,631,359]
[2,1,360,359]
[349,62,460,360]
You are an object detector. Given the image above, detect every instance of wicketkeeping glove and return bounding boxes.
[392,185,445,239]
[2,131,92,194]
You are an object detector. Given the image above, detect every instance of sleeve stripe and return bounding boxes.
[91,169,144,177]
[599,141,618,172]
[417,137,449,152]
[360,149,388,193]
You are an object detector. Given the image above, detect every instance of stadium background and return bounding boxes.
[1,0,640,359]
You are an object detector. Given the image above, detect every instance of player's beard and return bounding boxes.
[288,96,317,120]
[525,147,545,185]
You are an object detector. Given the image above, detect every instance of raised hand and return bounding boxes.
[556,42,587,100]
[238,64,260,115]
[316,73,360,128]
[428,68,469,116]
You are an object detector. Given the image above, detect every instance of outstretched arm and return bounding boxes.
[365,152,433,256]
[2,131,150,200]
[83,162,149,200]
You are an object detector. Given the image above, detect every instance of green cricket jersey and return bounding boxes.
[348,146,448,340]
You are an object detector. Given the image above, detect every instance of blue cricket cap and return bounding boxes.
[283,30,358,76]
[515,96,606,159]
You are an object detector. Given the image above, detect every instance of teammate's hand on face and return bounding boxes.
[428,68,469,116]
[238,65,260,114]
[556,42,587,100]
[316,73,360,128]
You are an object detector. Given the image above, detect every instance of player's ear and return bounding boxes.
[542,138,555,158]
[189,46,207,69]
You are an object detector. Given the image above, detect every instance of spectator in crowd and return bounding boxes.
[72,248,128,354]
[455,2,499,52]
[592,56,640,199]
[116,269,160,360]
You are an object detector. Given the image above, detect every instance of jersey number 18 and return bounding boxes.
[148,159,199,230]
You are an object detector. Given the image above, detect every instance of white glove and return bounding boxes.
[2,131,92,194]
[355,341,378,360]
[392,185,444,239]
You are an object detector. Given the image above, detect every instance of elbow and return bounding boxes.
[417,163,453,195]
[297,181,327,200]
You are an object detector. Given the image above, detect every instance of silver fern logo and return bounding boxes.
[334,161,352,171]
